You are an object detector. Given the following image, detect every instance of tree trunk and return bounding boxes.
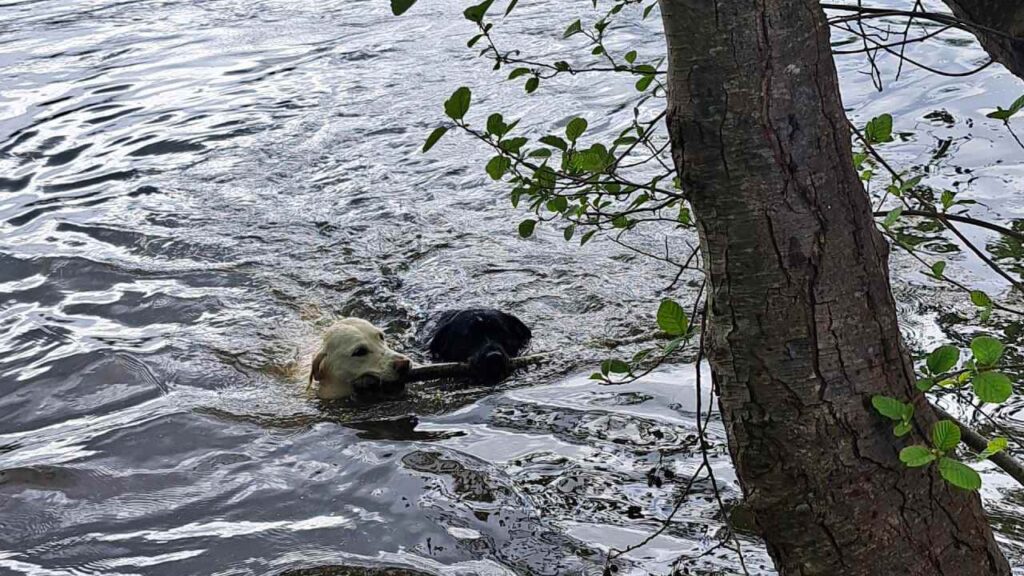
[657,1,1010,574]
[942,0,1024,81]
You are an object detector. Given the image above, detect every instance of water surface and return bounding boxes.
[2,0,1024,574]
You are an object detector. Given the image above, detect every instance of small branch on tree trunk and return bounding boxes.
[935,406,1024,488]
[872,209,1024,244]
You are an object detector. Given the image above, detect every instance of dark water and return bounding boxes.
[2,0,1024,574]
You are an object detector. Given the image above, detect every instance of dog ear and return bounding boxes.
[427,310,461,360]
[309,351,326,385]
[499,312,532,354]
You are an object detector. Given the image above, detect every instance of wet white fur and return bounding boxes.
[309,318,410,400]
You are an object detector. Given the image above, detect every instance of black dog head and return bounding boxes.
[427,308,531,384]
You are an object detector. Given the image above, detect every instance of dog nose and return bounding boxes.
[393,357,411,375]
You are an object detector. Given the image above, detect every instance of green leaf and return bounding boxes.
[1009,94,1024,116]
[525,76,539,93]
[656,299,689,336]
[941,190,955,210]
[882,206,903,228]
[635,75,654,92]
[534,165,556,189]
[504,0,519,16]
[624,50,637,64]
[602,359,630,374]
[546,196,568,213]
[988,108,1012,121]
[931,420,961,451]
[563,225,575,241]
[973,371,1013,404]
[900,446,937,467]
[938,457,981,490]
[422,127,448,152]
[499,137,528,153]
[970,335,1004,366]
[979,437,1008,460]
[485,156,510,180]
[508,67,531,80]
[893,421,912,437]
[565,117,588,142]
[872,395,911,421]
[539,136,568,152]
[931,260,946,278]
[463,0,494,23]
[865,113,894,144]
[444,87,472,120]
[517,219,536,238]
[916,377,935,392]
[527,148,551,158]
[487,113,506,137]
[571,145,610,173]
[970,290,992,308]
[926,345,959,374]
[563,19,582,38]
[642,2,656,18]
[580,230,597,246]
[390,0,417,15]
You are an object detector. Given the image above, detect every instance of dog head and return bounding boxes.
[427,309,531,384]
[309,318,411,401]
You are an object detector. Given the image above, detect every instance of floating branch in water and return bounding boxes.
[404,354,548,383]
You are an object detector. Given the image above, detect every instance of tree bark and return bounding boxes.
[942,0,1024,81]
[657,1,1010,574]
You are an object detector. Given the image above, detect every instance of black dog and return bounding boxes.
[425,308,531,384]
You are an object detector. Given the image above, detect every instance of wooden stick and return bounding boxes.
[403,354,549,384]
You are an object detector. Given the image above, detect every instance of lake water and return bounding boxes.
[2,0,1024,574]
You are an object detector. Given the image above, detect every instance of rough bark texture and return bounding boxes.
[657,1,1010,574]
[943,0,1024,81]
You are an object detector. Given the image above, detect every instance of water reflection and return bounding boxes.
[1,0,1024,574]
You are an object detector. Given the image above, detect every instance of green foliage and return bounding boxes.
[563,19,582,38]
[444,87,472,120]
[931,420,960,451]
[973,371,1012,404]
[518,219,536,238]
[872,395,913,422]
[656,299,688,336]
[565,117,588,142]
[601,358,630,374]
[970,335,1004,367]
[390,0,417,15]
[979,437,1008,460]
[926,345,959,374]
[423,126,448,152]
[463,0,494,23]
[486,155,511,180]
[938,457,982,490]
[986,95,1024,122]
[970,290,992,308]
[900,446,935,467]
[881,206,902,228]
[865,113,894,144]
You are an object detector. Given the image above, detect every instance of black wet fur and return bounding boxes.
[425,308,531,384]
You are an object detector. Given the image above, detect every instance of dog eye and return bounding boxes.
[352,347,369,357]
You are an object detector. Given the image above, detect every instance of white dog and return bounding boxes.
[308,318,412,401]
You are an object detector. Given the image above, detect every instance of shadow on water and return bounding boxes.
[1,0,1024,574]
